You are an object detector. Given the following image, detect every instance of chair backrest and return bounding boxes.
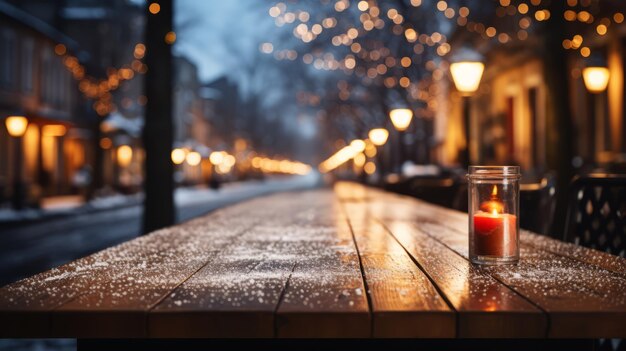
[520,173,557,236]
[564,174,626,257]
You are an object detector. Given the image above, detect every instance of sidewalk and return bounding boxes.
[0,192,143,226]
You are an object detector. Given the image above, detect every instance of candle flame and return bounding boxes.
[491,185,498,196]
[492,208,498,216]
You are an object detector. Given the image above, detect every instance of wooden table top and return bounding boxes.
[1,182,625,338]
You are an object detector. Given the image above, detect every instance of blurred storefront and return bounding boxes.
[0,2,92,207]
[440,9,626,176]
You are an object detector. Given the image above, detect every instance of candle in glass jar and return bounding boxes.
[473,185,517,257]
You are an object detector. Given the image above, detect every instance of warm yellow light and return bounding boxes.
[185,151,202,166]
[354,153,366,167]
[5,116,28,137]
[364,161,376,175]
[216,163,232,174]
[319,140,367,173]
[389,108,413,131]
[365,143,377,157]
[450,61,484,94]
[100,137,112,150]
[209,151,225,165]
[164,31,176,45]
[117,145,133,167]
[42,124,66,137]
[148,2,160,14]
[54,44,66,56]
[582,67,610,93]
[350,139,366,152]
[171,148,186,165]
[368,128,389,146]
[223,154,236,167]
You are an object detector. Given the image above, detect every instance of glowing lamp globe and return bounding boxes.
[389,108,413,131]
[582,67,610,93]
[350,139,366,153]
[450,61,484,94]
[171,148,186,165]
[5,116,28,137]
[186,151,202,166]
[117,145,133,167]
[368,128,389,146]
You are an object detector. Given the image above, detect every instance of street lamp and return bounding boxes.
[186,151,201,166]
[117,145,133,167]
[582,66,610,159]
[368,128,389,146]
[389,108,413,132]
[389,108,413,175]
[582,67,609,93]
[450,62,485,95]
[450,61,485,168]
[5,116,28,137]
[5,116,29,210]
[368,128,389,177]
[171,148,186,165]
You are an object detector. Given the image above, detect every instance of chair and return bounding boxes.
[519,173,557,236]
[564,174,626,257]
[407,177,460,209]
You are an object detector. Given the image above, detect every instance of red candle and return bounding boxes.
[473,212,517,256]
[473,185,517,257]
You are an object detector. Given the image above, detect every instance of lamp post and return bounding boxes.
[450,61,484,168]
[368,128,389,177]
[5,116,28,210]
[389,108,413,175]
[582,66,610,160]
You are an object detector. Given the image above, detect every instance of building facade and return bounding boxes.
[0,2,88,207]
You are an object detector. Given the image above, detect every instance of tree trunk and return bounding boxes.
[544,0,574,238]
[89,110,103,200]
[142,0,175,234]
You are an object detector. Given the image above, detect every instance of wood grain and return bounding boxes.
[1,182,625,338]
[337,182,626,338]
[149,193,321,337]
[342,202,455,337]
[275,196,370,338]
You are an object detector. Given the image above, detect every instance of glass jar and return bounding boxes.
[467,166,521,265]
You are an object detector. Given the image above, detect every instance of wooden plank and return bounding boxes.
[335,184,546,337]
[415,221,626,338]
[0,193,302,337]
[338,182,626,277]
[275,193,370,338]
[149,193,322,337]
[343,181,626,337]
[378,218,546,337]
[0,254,117,337]
[0,224,219,338]
[521,230,626,278]
[49,193,307,337]
[341,201,455,338]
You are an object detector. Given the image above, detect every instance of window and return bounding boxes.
[0,28,16,88]
[21,38,34,93]
[41,47,52,104]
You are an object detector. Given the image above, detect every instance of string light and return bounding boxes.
[263,0,626,127]
[251,156,311,175]
[54,41,148,116]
